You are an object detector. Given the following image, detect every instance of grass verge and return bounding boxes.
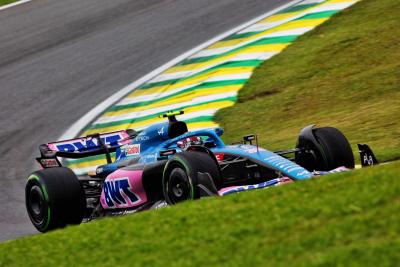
[0,0,19,7]
[0,162,399,267]
[215,0,400,162]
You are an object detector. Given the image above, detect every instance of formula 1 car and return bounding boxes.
[25,111,378,232]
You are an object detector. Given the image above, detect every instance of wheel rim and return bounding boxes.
[28,185,46,225]
[167,167,191,204]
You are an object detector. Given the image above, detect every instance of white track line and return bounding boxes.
[59,0,304,140]
[0,0,32,11]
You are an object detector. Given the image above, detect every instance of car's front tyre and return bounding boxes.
[162,151,220,205]
[295,126,355,171]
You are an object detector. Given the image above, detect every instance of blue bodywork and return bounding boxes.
[100,121,313,181]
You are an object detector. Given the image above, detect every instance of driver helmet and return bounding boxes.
[177,136,203,150]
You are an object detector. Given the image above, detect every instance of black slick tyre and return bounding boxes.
[163,151,220,205]
[25,167,86,232]
[296,127,355,171]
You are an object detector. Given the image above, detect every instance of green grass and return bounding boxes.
[0,0,19,6]
[1,162,399,267]
[215,0,400,163]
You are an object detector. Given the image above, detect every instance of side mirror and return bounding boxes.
[243,134,257,145]
[204,141,216,148]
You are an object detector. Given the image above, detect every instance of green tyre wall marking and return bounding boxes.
[27,174,51,231]
[174,157,195,200]
[163,156,195,201]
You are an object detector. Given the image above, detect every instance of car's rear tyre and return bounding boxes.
[25,167,86,232]
[163,151,221,205]
[295,127,355,171]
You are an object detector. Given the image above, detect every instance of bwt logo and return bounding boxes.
[56,135,121,152]
[103,178,140,207]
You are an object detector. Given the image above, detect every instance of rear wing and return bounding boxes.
[37,129,137,168]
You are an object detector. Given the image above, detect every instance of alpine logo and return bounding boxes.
[103,178,140,207]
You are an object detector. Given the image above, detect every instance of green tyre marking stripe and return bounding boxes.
[162,156,194,201]
[174,157,195,200]
[28,175,49,201]
[28,174,51,230]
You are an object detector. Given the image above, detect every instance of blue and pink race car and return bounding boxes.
[25,111,378,232]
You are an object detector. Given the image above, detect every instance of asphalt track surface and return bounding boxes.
[0,0,292,242]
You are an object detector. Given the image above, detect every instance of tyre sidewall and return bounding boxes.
[25,167,86,232]
[25,175,52,232]
[163,151,220,204]
[163,156,197,204]
[314,127,354,170]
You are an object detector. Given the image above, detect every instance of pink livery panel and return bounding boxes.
[100,169,148,209]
